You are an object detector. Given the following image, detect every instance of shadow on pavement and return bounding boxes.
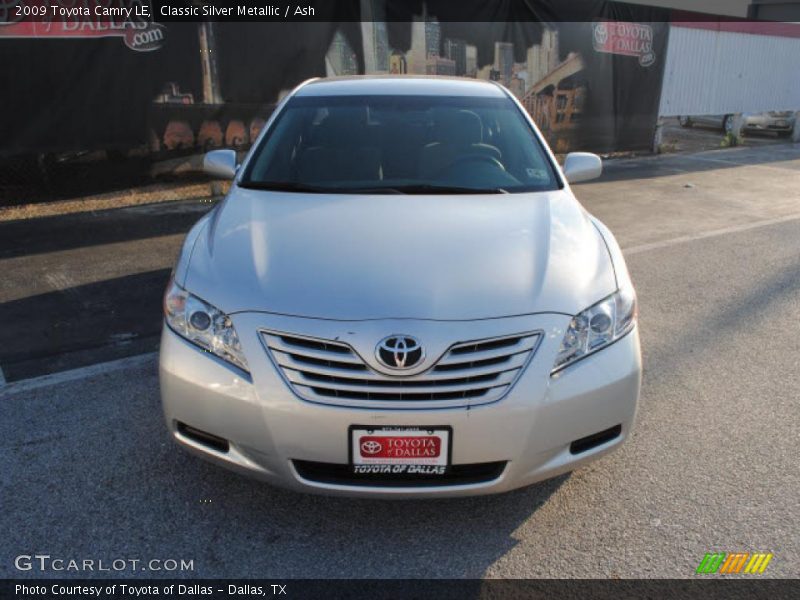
[588,143,799,184]
[0,201,212,260]
[0,269,169,381]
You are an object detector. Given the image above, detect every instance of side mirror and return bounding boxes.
[563,152,602,184]
[203,149,238,179]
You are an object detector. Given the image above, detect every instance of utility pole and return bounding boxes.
[198,22,222,104]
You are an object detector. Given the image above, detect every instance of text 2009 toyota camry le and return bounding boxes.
[159,76,641,497]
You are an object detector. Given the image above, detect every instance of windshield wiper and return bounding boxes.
[347,184,510,195]
[237,181,333,193]
[237,181,510,195]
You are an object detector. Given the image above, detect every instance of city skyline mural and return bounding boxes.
[1,1,669,174]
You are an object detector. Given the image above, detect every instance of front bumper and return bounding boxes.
[159,312,641,498]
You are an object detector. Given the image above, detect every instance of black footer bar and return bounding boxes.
[4,579,800,600]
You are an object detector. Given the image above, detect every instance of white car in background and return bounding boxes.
[678,111,796,136]
[159,76,641,497]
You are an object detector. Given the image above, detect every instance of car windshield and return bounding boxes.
[240,94,561,194]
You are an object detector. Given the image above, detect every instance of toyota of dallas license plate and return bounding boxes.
[350,426,451,475]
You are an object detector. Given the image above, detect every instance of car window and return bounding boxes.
[241,94,561,194]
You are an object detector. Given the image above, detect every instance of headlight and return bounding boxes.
[164,278,249,373]
[552,284,637,373]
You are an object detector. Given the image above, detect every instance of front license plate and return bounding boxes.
[776,120,788,127]
[349,426,451,475]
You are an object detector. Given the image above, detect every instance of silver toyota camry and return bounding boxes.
[160,76,641,497]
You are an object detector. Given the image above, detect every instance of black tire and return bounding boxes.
[678,116,692,128]
[723,115,734,134]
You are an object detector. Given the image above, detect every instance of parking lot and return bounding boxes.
[2,143,799,578]
[659,116,792,154]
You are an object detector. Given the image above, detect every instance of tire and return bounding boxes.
[723,115,734,134]
[678,116,692,128]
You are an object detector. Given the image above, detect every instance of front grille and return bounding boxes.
[262,330,540,408]
[293,460,507,487]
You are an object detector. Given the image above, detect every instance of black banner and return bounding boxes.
[4,579,800,600]
[0,0,670,165]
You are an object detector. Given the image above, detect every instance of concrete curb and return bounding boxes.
[0,352,158,397]
[0,181,230,223]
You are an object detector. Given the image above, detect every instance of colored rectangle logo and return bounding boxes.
[696,552,773,574]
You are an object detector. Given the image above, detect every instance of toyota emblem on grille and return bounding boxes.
[376,335,424,370]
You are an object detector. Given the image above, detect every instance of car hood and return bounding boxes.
[183,187,616,320]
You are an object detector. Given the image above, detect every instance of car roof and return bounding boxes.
[295,76,508,98]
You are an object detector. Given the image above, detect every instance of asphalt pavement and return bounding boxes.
[2,143,799,578]
[0,200,212,381]
[659,116,790,154]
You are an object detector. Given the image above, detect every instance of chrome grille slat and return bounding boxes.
[436,338,539,366]
[284,367,518,395]
[262,331,540,408]
[310,386,497,401]
[274,334,352,354]
[293,384,513,408]
[266,337,364,365]
[273,349,530,382]
[270,349,368,373]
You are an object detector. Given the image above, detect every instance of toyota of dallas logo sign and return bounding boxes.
[593,21,656,67]
[0,0,166,52]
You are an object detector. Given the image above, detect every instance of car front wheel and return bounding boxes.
[723,115,735,134]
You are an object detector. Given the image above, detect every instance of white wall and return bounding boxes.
[658,25,800,116]
[623,0,752,17]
